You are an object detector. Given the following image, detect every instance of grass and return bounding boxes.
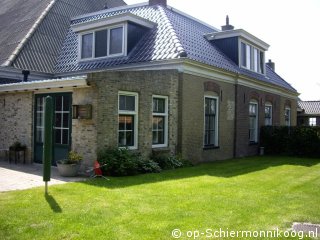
[0,156,319,240]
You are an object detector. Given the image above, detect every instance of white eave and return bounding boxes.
[0,75,88,93]
[71,12,157,33]
[205,29,270,51]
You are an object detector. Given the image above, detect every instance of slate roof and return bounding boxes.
[298,101,320,115]
[55,4,297,93]
[0,0,126,73]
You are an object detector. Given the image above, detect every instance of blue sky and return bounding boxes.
[125,0,320,100]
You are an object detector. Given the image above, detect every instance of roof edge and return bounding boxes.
[1,0,56,67]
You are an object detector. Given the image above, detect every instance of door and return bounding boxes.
[34,93,72,165]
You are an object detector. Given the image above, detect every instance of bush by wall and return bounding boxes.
[97,148,161,176]
[260,126,320,157]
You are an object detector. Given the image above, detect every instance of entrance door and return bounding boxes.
[34,93,72,165]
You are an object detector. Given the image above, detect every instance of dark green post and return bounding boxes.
[43,96,53,194]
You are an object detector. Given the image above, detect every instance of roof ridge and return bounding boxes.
[1,0,57,68]
[160,6,186,58]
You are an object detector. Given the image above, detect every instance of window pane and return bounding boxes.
[241,42,246,67]
[153,98,165,113]
[110,27,123,55]
[55,113,62,127]
[95,29,108,58]
[81,33,93,59]
[246,45,251,69]
[119,95,135,111]
[55,129,62,144]
[63,96,70,111]
[62,129,69,145]
[260,52,264,73]
[55,96,62,111]
[118,115,134,147]
[36,128,44,143]
[63,113,69,128]
[253,48,259,72]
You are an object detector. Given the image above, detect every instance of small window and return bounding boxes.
[80,25,125,60]
[309,118,317,126]
[249,101,258,143]
[264,103,272,126]
[118,92,138,149]
[152,96,168,148]
[240,41,265,74]
[81,33,93,59]
[285,107,291,126]
[204,97,219,147]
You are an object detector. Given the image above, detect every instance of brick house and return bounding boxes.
[0,0,298,168]
[297,101,320,126]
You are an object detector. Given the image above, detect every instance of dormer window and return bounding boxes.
[72,12,157,62]
[80,24,125,60]
[241,41,265,74]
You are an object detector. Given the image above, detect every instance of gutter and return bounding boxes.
[1,0,56,67]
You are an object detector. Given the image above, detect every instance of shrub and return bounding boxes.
[260,126,320,157]
[151,152,191,170]
[97,148,160,176]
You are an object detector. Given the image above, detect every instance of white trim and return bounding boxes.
[204,95,219,147]
[118,91,139,150]
[0,76,88,93]
[152,95,169,149]
[205,29,270,51]
[72,13,156,33]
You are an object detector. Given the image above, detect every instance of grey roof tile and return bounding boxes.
[298,101,320,115]
[53,4,297,93]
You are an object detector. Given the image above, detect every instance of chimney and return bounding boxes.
[266,59,275,71]
[149,0,167,6]
[22,70,30,82]
[221,15,234,31]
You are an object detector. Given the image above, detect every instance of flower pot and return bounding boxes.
[57,163,80,177]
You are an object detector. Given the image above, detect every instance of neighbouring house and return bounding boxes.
[0,0,299,169]
[297,101,320,126]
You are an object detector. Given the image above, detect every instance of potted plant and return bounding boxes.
[57,151,83,177]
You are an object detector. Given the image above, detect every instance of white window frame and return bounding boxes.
[285,107,291,126]
[264,102,273,126]
[203,95,219,147]
[240,40,265,74]
[118,91,138,150]
[249,100,259,143]
[152,95,168,148]
[78,23,127,61]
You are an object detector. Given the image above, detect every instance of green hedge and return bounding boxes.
[260,126,320,157]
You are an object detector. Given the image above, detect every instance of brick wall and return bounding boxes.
[90,70,179,158]
[235,85,297,157]
[0,92,33,162]
[179,73,235,163]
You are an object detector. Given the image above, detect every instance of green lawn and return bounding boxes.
[0,156,319,240]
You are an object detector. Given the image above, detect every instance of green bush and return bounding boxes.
[260,126,320,157]
[151,152,191,170]
[97,148,160,176]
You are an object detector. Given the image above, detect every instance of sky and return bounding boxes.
[125,0,320,100]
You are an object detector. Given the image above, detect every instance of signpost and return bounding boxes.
[43,96,53,194]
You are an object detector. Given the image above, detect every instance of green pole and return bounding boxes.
[43,96,53,194]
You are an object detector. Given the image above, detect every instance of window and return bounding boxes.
[80,25,125,60]
[309,118,317,126]
[249,101,258,142]
[241,41,264,74]
[118,92,138,149]
[264,103,272,126]
[285,107,291,126]
[152,96,168,148]
[204,97,219,147]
